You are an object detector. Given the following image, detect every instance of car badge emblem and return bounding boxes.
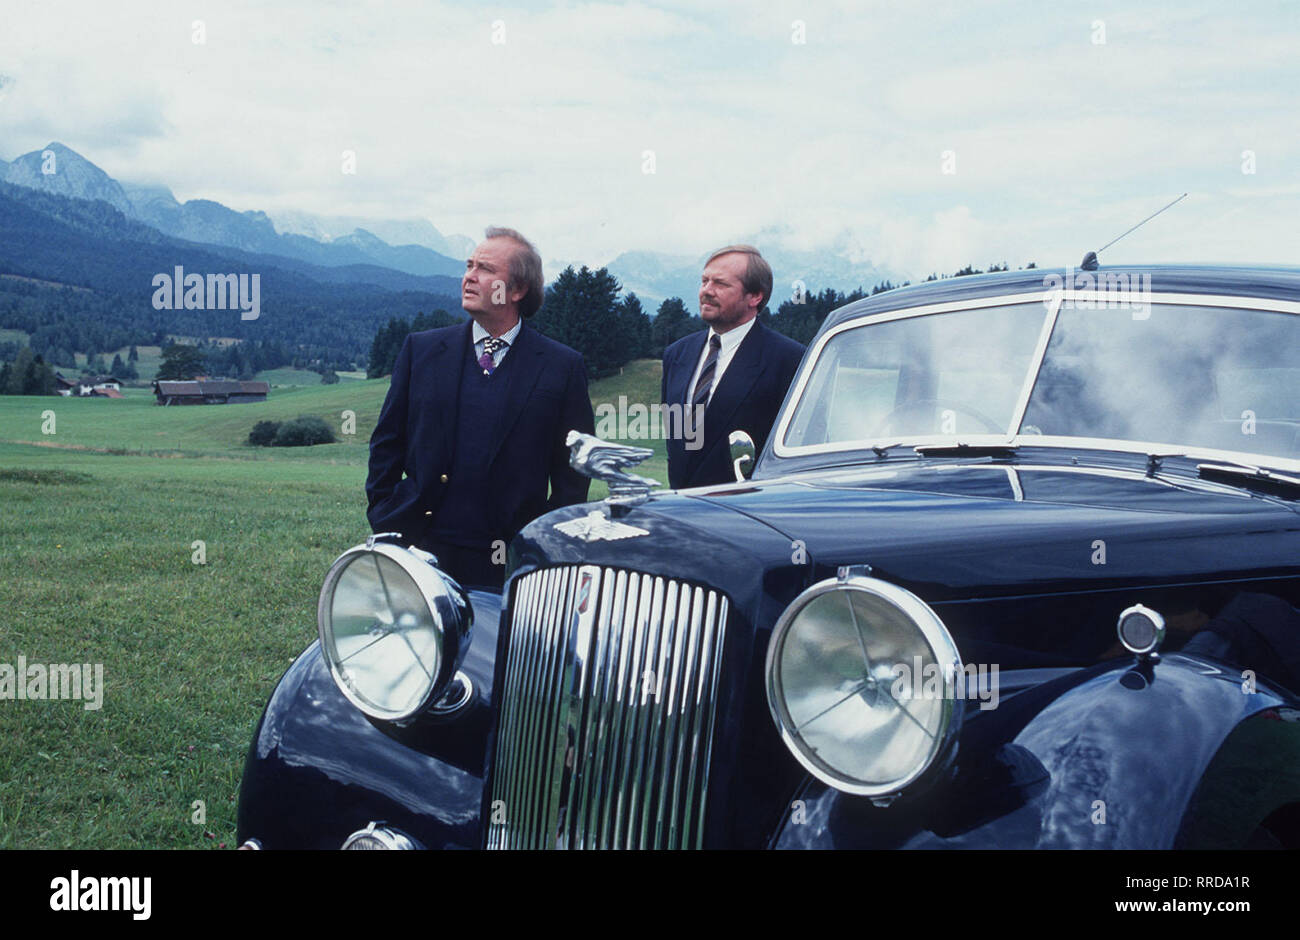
[554,510,649,543]
[577,573,593,612]
[565,430,661,508]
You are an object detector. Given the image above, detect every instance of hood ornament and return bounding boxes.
[565,430,660,508]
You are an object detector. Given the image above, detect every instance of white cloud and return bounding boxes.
[0,0,1296,278]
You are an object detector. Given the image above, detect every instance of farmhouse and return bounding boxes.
[54,372,123,398]
[153,379,270,405]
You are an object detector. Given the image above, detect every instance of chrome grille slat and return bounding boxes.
[602,571,646,847]
[682,595,724,848]
[579,569,624,847]
[488,566,728,849]
[629,575,668,849]
[570,571,614,847]
[539,568,577,845]
[650,584,691,847]
[505,568,547,848]
[510,567,550,848]
[666,586,704,848]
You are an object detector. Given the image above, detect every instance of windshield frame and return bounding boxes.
[769,288,1300,474]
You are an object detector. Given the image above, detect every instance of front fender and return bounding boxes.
[773,654,1294,849]
[235,589,501,850]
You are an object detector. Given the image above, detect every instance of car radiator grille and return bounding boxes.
[486,565,729,849]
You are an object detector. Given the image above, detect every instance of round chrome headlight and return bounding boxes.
[766,573,963,798]
[317,540,471,721]
[341,822,421,850]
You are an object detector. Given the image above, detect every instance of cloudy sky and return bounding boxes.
[1,0,1296,279]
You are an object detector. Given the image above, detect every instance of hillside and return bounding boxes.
[0,181,463,364]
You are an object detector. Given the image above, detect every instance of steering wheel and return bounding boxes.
[869,399,1005,436]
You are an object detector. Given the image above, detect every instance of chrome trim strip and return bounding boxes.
[629,574,667,848]
[692,595,727,849]
[773,291,1050,457]
[665,586,703,848]
[772,290,1300,463]
[1006,289,1062,435]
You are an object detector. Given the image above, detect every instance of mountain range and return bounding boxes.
[600,232,904,315]
[3,143,467,279]
[0,174,464,366]
[2,142,902,315]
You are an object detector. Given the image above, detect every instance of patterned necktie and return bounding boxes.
[691,333,722,407]
[479,336,507,375]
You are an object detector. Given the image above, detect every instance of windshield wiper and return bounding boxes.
[1197,462,1300,499]
[914,442,1020,459]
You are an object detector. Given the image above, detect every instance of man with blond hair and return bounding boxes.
[366,226,594,588]
[661,244,805,489]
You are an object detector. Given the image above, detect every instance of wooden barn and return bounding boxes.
[153,379,270,405]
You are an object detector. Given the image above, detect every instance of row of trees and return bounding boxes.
[0,347,57,395]
[366,310,461,378]
[365,267,706,381]
[533,267,660,378]
[153,339,294,381]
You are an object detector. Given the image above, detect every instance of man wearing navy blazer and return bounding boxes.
[661,245,805,489]
[366,226,594,588]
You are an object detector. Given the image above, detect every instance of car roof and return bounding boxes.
[821,264,1300,335]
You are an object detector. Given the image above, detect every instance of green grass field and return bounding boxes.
[0,360,668,848]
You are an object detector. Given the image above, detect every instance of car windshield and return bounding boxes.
[780,299,1300,466]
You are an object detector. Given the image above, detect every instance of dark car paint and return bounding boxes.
[238,453,1300,849]
[237,265,1300,849]
[236,589,501,850]
[771,655,1293,849]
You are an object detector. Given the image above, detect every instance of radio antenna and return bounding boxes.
[1080,193,1187,270]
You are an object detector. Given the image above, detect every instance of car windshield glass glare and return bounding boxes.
[782,303,1049,447]
[1021,303,1300,461]
[782,299,1300,465]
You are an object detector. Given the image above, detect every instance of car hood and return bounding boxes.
[685,459,1300,600]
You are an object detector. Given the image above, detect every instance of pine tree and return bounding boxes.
[619,293,652,360]
[156,343,208,380]
[2,348,33,394]
[651,297,694,355]
[534,266,628,378]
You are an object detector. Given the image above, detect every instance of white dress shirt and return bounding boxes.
[472,317,523,372]
[685,317,756,405]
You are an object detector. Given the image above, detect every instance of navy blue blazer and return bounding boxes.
[366,320,595,547]
[661,320,805,489]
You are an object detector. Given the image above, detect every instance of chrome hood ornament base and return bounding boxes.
[564,430,661,508]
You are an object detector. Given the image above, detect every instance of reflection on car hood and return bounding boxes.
[687,460,1300,600]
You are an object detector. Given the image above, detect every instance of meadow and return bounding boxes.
[0,359,667,848]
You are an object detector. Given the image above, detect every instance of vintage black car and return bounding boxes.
[237,264,1300,849]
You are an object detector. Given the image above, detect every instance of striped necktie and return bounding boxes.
[691,333,722,407]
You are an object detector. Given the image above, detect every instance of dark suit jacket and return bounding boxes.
[366,320,595,547]
[661,320,805,489]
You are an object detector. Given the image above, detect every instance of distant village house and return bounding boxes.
[54,373,123,398]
